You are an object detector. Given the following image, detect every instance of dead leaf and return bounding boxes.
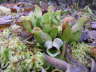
[63,16,75,24]
[90,47,96,56]
[0,18,12,30]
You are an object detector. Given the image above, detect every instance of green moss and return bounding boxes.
[72,43,92,67]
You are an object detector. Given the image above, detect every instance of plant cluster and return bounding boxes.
[0,27,45,72]
[72,43,92,67]
[0,2,95,72]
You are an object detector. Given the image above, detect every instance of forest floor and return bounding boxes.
[0,1,96,72]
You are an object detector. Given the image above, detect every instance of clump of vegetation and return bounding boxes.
[0,28,45,72]
[0,2,96,72]
[20,5,61,39]
[72,43,92,66]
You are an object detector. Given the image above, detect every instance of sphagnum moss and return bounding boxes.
[72,43,92,67]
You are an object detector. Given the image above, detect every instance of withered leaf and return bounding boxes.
[0,18,12,30]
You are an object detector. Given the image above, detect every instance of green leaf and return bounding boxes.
[1,48,10,63]
[33,28,52,44]
[84,6,93,14]
[22,21,32,32]
[72,16,89,32]
[49,26,58,39]
[43,24,52,33]
[61,24,82,42]
[61,26,73,42]
[42,12,52,24]
[34,5,42,18]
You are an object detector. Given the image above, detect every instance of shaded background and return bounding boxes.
[0,0,96,9]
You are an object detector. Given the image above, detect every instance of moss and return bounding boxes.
[72,43,92,67]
